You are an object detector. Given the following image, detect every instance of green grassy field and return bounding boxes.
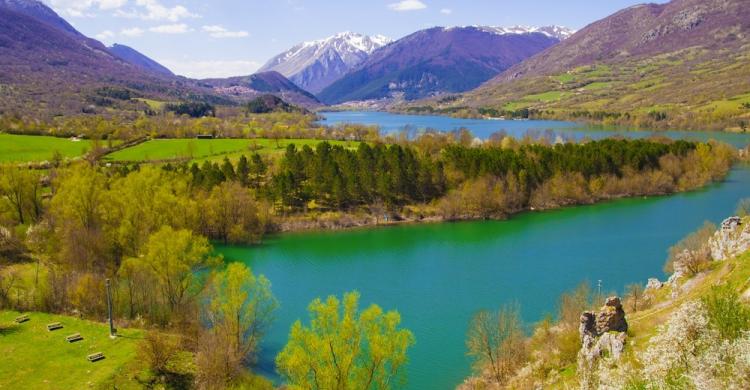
[105,138,360,163]
[0,311,143,389]
[0,134,94,163]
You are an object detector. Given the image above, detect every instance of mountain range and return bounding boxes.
[259,32,392,94]
[317,26,571,104]
[0,0,318,117]
[2,0,748,130]
[418,0,750,130]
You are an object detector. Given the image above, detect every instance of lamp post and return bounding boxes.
[106,278,116,338]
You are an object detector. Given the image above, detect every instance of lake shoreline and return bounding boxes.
[267,176,733,237]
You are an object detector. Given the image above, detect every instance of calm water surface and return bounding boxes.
[217,113,750,389]
[319,111,750,148]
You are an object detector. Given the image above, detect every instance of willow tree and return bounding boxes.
[205,262,277,363]
[276,291,414,390]
[140,226,217,313]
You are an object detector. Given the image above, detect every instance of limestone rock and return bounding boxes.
[709,216,749,261]
[595,297,628,334]
[646,278,663,291]
[578,296,629,365]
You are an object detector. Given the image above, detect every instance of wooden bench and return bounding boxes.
[66,333,83,343]
[14,314,29,323]
[47,322,63,331]
[87,352,105,362]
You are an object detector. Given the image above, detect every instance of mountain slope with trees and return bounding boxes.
[108,43,175,77]
[201,71,321,108]
[415,0,750,131]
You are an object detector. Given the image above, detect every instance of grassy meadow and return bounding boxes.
[0,133,94,163]
[0,311,143,389]
[105,138,360,163]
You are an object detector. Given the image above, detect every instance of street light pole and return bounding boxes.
[106,278,116,338]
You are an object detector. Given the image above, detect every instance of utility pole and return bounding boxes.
[597,279,602,299]
[106,278,116,338]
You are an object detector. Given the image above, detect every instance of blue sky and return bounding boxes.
[44,0,668,78]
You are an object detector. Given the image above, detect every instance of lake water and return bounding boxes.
[319,111,750,148]
[218,113,750,389]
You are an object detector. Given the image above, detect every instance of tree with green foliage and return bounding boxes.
[0,166,43,225]
[236,155,250,187]
[204,181,267,244]
[139,226,218,313]
[49,165,110,271]
[204,262,277,365]
[276,291,415,390]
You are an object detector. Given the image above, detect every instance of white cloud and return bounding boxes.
[120,27,145,37]
[134,0,198,22]
[388,0,427,11]
[47,0,198,21]
[47,0,127,17]
[149,23,191,34]
[440,8,452,15]
[97,0,128,9]
[95,29,115,41]
[201,25,249,39]
[158,59,261,79]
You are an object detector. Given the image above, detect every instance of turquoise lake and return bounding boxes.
[217,113,750,389]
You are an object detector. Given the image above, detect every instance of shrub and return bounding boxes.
[138,331,180,375]
[664,221,716,274]
[702,284,750,340]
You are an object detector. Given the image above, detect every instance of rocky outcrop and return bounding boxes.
[709,216,750,261]
[579,297,629,364]
[646,278,663,291]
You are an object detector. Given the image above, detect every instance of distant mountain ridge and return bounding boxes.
[108,44,174,77]
[318,26,566,104]
[259,32,392,94]
[201,71,321,108]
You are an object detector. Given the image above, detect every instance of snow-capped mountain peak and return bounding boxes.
[478,25,575,40]
[260,32,392,93]
[443,25,575,40]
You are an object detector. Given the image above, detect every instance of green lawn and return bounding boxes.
[106,138,360,163]
[0,134,94,163]
[0,311,143,389]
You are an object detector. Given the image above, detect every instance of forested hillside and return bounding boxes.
[409,0,750,131]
